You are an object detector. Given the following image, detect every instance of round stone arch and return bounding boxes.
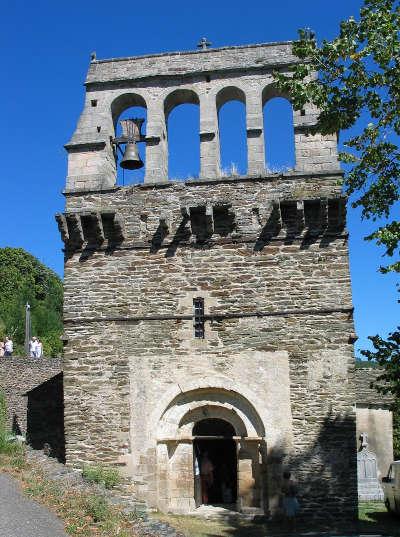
[157,387,265,439]
[261,83,291,107]
[179,404,248,437]
[215,85,246,112]
[149,375,268,438]
[110,92,148,127]
[262,83,296,171]
[163,88,200,121]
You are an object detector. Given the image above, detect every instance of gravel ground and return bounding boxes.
[0,472,67,537]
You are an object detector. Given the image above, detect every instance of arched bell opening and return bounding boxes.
[193,418,237,507]
[164,89,200,181]
[111,93,148,186]
[262,88,295,173]
[216,86,247,176]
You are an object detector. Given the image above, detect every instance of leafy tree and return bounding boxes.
[274,0,400,273]
[0,247,63,357]
[274,0,400,454]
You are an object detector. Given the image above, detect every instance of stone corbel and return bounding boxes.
[296,200,305,231]
[66,213,84,247]
[320,199,328,228]
[181,206,192,234]
[88,212,105,243]
[180,206,190,219]
[205,204,214,235]
[113,213,125,241]
[272,201,282,229]
[159,212,171,235]
[328,197,347,230]
[337,198,346,229]
[55,213,69,243]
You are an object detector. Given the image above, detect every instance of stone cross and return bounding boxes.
[197,37,211,50]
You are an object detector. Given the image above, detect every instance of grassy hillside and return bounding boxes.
[0,247,63,357]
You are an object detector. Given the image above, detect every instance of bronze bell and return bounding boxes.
[120,141,144,170]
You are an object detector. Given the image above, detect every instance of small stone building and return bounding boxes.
[57,42,358,519]
[354,368,394,500]
[0,357,64,461]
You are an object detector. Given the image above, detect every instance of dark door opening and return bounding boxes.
[193,418,237,506]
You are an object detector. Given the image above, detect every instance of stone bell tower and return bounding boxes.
[57,41,358,520]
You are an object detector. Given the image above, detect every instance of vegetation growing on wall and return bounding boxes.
[0,247,63,357]
[82,465,121,489]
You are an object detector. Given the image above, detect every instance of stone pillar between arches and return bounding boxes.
[144,102,168,183]
[246,92,265,176]
[200,94,220,179]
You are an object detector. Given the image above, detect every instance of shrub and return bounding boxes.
[84,494,109,522]
[82,464,120,489]
[0,390,25,457]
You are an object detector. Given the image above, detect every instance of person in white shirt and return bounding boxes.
[4,336,13,356]
[29,337,37,357]
[36,339,43,358]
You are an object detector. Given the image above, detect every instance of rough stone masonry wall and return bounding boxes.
[0,357,62,435]
[61,172,357,520]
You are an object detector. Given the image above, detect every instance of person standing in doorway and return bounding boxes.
[200,452,214,504]
[4,336,13,356]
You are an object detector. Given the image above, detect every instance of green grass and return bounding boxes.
[359,501,400,535]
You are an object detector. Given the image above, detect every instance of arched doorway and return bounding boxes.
[193,418,237,507]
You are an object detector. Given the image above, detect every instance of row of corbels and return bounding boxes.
[265,197,347,231]
[156,197,346,237]
[55,211,125,249]
[56,197,346,250]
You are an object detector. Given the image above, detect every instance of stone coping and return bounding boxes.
[91,41,294,65]
[62,169,344,196]
[85,41,297,85]
[0,356,62,366]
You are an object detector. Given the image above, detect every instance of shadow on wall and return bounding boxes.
[265,408,358,524]
[226,412,358,534]
[24,373,65,463]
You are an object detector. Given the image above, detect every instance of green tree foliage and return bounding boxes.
[0,247,63,357]
[362,328,400,403]
[274,0,400,273]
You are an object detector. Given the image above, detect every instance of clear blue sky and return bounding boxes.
[1,0,398,354]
